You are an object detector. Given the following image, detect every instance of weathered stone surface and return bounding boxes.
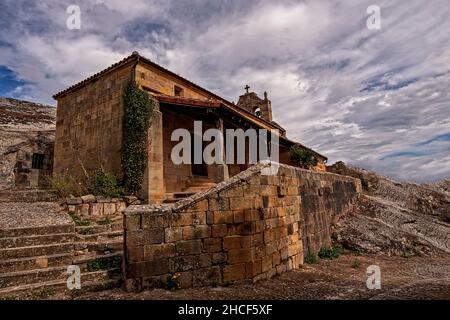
[89,203,103,216]
[66,196,82,205]
[123,162,361,288]
[81,194,96,204]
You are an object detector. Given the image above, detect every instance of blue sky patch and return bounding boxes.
[0,65,25,97]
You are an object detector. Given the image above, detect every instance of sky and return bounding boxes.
[0,0,449,183]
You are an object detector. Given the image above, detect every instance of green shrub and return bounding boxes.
[289,145,318,169]
[31,288,55,300]
[78,227,94,235]
[87,169,124,198]
[97,217,112,225]
[122,81,154,194]
[49,173,88,197]
[304,250,318,264]
[69,213,90,226]
[86,256,122,272]
[318,245,342,260]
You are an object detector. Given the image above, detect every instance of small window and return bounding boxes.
[32,153,45,169]
[174,85,184,97]
[140,72,145,79]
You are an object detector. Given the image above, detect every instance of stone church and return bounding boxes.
[53,52,326,203]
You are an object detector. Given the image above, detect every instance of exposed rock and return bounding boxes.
[81,194,96,203]
[329,162,450,255]
[66,196,82,205]
[0,97,56,190]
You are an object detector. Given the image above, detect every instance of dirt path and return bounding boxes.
[52,252,450,300]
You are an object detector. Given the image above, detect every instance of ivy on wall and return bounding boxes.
[122,81,154,194]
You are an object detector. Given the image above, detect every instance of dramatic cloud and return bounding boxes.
[0,0,449,182]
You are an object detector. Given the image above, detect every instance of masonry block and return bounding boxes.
[144,243,175,260]
[213,210,234,224]
[125,214,141,231]
[223,263,246,282]
[193,266,221,287]
[169,255,198,272]
[192,212,207,225]
[142,213,168,228]
[208,197,229,211]
[246,259,262,278]
[182,225,211,240]
[176,240,202,255]
[228,248,254,264]
[127,228,164,246]
[223,236,242,250]
[126,258,169,278]
[89,203,103,216]
[186,200,208,212]
[127,245,144,263]
[211,224,227,238]
[212,252,227,264]
[165,227,182,243]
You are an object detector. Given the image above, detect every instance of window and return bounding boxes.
[174,85,184,97]
[32,153,45,169]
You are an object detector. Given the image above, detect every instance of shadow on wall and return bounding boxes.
[8,132,54,190]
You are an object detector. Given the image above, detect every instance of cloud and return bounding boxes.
[0,0,449,182]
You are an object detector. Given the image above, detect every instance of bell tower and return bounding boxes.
[236,85,273,122]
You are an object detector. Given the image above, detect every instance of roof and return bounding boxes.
[52,51,326,160]
[156,94,327,160]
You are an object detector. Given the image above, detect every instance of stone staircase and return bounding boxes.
[164,176,216,203]
[0,203,124,299]
[0,224,75,297]
[0,190,58,203]
[73,215,124,280]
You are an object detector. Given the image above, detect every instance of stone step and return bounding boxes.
[0,224,74,239]
[0,266,67,289]
[75,223,123,235]
[0,190,58,203]
[74,230,123,242]
[0,243,74,260]
[0,269,121,298]
[74,240,123,254]
[72,251,122,266]
[0,253,73,274]
[0,233,74,249]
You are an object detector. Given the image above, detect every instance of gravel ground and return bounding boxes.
[53,252,450,300]
[0,202,71,229]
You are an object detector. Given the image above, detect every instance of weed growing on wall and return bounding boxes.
[122,81,154,194]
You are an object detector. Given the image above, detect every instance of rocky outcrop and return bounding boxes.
[0,97,55,190]
[328,162,450,255]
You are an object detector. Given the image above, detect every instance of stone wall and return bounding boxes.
[53,63,133,179]
[66,195,140,219]
[123,162,361,291]
[135,62,213,99]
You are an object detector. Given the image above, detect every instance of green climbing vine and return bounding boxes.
[122,81,154,194]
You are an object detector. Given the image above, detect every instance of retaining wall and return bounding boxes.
[123,162,361,291]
